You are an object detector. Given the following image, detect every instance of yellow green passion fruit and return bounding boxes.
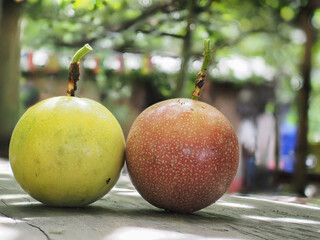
[9,96,125,207]
[9,44,125,207]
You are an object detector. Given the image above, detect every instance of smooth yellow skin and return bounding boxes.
[9,96,125,207]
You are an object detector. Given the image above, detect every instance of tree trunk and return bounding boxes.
[0,0,22,157]
[173,0,195,97]
[293,6,316,195]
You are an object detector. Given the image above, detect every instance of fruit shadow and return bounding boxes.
[0,202,242,240]
[0,199,237,224]
[0,172,238,238]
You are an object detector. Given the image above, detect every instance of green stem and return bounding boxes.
[67,44,93,96]
[191,39,212,100]
[201,39,212,71]
[72,44,92,63]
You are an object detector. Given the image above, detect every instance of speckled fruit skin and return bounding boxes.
[126,98,239,213]
[9,96,125,207]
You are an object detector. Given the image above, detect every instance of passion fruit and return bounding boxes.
[9,45,125,207]
[126,39,239,213]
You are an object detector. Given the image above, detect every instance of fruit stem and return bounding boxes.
[72,44,92,63]
[191,39,212,100]
[67,44,93,97]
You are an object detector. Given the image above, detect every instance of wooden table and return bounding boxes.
[0,159,319,240]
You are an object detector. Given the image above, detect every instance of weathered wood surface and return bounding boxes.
[0,158,319,240]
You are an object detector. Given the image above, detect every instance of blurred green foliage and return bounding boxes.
[20,0,320,142]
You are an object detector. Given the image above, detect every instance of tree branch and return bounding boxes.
[110,0,184,32]
[52,0,186,47]
[136,29,184,39]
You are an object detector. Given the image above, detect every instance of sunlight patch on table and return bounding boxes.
[216,201,255,209]
[0,225,20,240]
[0,194,29,200]
[0,216,21,224]
[243,215,320,225]
[4,201,38,206]
[113,191,141,197]
[112,187,136,192]
[104,227,244,240]
[233,195,320,210]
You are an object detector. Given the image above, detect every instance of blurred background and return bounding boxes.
[0,0,319,200]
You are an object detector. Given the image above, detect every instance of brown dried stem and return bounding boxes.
[192,39,212,100]
[67,44,92,97]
